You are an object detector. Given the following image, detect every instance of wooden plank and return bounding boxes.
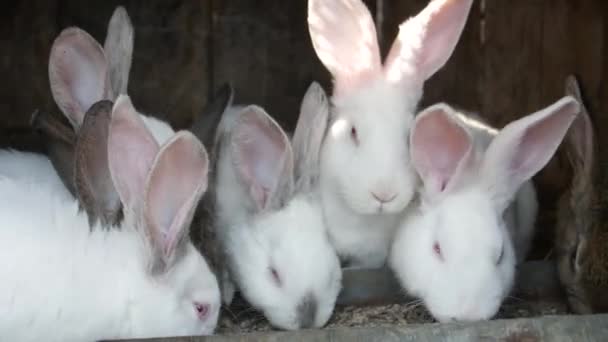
[0,0,59,129]
[108,313,608,341]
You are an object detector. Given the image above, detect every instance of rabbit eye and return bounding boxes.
[350,126,359,146]
[269,267,282,286]
[433,242,443,260]
[193,302,210,321]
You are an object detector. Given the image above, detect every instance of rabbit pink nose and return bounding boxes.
[194,302,211,321]
[371,191,397,203]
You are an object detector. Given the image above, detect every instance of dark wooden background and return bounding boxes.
[1,0,606,258]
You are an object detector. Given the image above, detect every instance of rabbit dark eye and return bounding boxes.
[269,267,281,286]
[350,126,359,146]
[433,242,443,261]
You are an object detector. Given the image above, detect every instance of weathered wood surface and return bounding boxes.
[107,313,608,341]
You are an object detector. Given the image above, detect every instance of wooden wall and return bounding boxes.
[0,0,605,257]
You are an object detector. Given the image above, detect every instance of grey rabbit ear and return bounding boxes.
[291,81,329,193]
[74,100,123,228]
[30,109,78,197]
[190,83,234,149]
[104,6,134,99]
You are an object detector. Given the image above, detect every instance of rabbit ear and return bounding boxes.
[190,83,234,149]
[49,28,112,129]
[144,132,209,272]
[410,103,473,197]
[74,100,123,227]
[384,0,473,84]
[292,82,329,193]
[231,106,294,212]
[308,0,382,94]
[108,95,159,212]
[481,96,580,210]
[30,109,78,197]
[104,6,134,99]
[564,75,594,178]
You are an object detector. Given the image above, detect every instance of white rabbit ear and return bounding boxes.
[231,106,294,212]
[384,0,473,84]
[410,103,472,197]
[104,5,134,99]
[108,95,159,211]
[481,96,580,210]
[74,100,122,227]
[308,0,382,94]
[49,28,112,129]
[144,132,209,272]
[292,82,329,193]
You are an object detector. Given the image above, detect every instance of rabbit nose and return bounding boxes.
[296,293,317,329]
[371,191,397,203]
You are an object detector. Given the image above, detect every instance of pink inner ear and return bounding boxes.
[308,0,382,94]
[232,107,291,210]
[145,133,209,260]
[49,28,110,128]
[108,96,159,210]
[509,101,580,176]
[411,106,471,195]
[384,0,473,84]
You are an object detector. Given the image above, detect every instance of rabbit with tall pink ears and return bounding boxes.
[389,96,580,322]
[308,0,474,267]
[0,95,221,341]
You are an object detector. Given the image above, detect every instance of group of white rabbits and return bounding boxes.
[0,0,583,341]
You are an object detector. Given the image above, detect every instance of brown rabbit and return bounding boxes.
[555,75,608,313]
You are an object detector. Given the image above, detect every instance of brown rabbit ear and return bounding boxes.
[190,83,234,149]
[30,109,78,197]
[564,75,594,179]
[74,100,123,228]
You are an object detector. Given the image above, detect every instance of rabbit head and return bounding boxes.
[390,97,580,322]
[107,95,220,335]
[214,83,341,330]
[308,0,473,214]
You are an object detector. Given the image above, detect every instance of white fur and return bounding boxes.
[214,107,342,330]
[0,150,71,201]
[309,0,475,267]
[320,81,418,267]
[390,187,516,322]
[0,176,220,341]
[220,196,341,330]
[390,98,579,322]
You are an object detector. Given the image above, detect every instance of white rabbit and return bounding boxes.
[0,95,220,341]
[213,83,342,330]
[307,0,474,267]
[389,97,580,322]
